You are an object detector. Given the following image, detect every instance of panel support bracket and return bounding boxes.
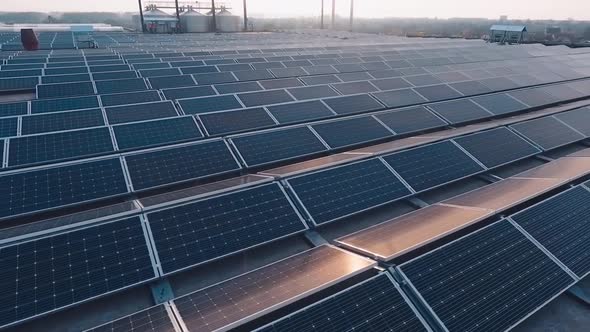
[150,278,175,304]
[304,230,328,246]
[567,283,590,307]
[535,154,554,163]
[478,173,503,183]
[406,197,429,209]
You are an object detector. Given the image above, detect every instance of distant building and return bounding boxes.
[500,15,508,22]
[489,25,527,44]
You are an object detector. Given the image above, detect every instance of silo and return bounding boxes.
[143,8,176,33]
[215,8,241,32]
[180,9,211,33]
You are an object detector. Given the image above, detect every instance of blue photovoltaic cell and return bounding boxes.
[312,116,393,149]
[214,81,262,94]
[510,117,585,150]
[200,107,276,136]
[238,90,294,107]
[0,217,155,329]
[89,64,130,73]
[0,102,27,118]
[41,73,91,84]
[8,127,114,167]
[454,127,541,168]
[300,75,341,86]
[287,158,412,225]
[232,69,274,81]
[193,72,236,85]
[85,305,176,332]
[256,274,428,332]
[369,77,412,91]
[91,71,138,81]
[302,65,339,75]
[382,140,484,192]
[413,84,462,102]
[231,126,328,167]
[125,140,240,190]
[37,81,95,99]
[31,95,100,114]
[269,67,307,78]
[100,90,161,107]
[375,106,447,134]
[0,77,39,92]
[179,65,219,75]
[400,220,575,332]
[322,94,384,115]
[178,95,242,115]
[449,80,493,96]
[331,81,378,95]
[21,109,105,135]
[512,187,590,278]
[287,85,339,100]
[0,158,129,219]
[162,86,217,100]
[372,88,428,108]
[95,78,147,94]
[259,78,304,90]
[148,75,195,90]
[336,72,373,82]
[554,107,590,136]
[44,67,88,76]
[114,117,202,150]
[105,101,178,125]
[471,94,528,115]
[139,68,181,78]
[217,63,252,72]
[147,183,306,274]
[427,99,492,124]
[0,117,17,138]
[133,62,171,70]
[267,100,335,124]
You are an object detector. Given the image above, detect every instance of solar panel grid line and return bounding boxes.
[377,156,418,195]
[395,220,576,332]
[449,139,489,170]
[0,216,159,330]
[509,117,585,152]
[138,214,165,278]
[2,139,7,168]
[552,114,590,138]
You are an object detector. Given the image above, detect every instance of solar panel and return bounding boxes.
[368,69,402,79]
[199,107,276,136]
[100,90,162,107]
[139,67,181,78]
[479,76,520,91]
[413,84,462,102]
[510,116,585,150]
[113,117,202,150]
[91,70,138,81]
[336,72,373,82]
[259,78,304,89]
[231,126,328,167]
[372,88,428,108]
[471,93,528,115]
[403,74,442,87]
[125,140,240,191]
[382,140,484,192]
[399,220,575,332]
[269,67,307,78]
[0,216,156,329]
[370,77,411,91]
[287,158,411,225]
[511,186,590,278]
[542,84,585,101]
[255,273,429,332]
[214,81,262,94]
[427,99,492,124]
[266,100,335,124]
[95,78,147,94]
[84,304,177,332]
[384,59,412,69]
[0,77,39,92]
[21,109,104,135]
[8,127,114,167]
[178,95,242,115]
[179,65,219,75]
[44,66,88,75]
[172,245,374,332]
[287,85,339,100]
[238,89,294,107]
[89,64,130,72]
[31,95,100,114]
[0,158,129,219]
[105,101,178,125]
[312,116,393,149]
[453,127,541,168]
[161,85,216,100]
[217,63,252,72]
[508,88,558,107]
[252,62,285,70]
[323,94,384,115]
[133,62,171,70]
[37,81,94,99]
[0,102,27,118]
[147,183,306,274]
[448,80,493,96]
[41,73,91,84]
[192,72,236,85]
[375,106,447,134]
[300,75,341,85]
[170,60,205,67]
[554,107,590,136]
[147,75,195,90]
[0,117,17,138]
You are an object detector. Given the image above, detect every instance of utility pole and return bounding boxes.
[211,0,217,32]
[243,0,248,31]
[331,0,336,29]
[174,0,180,32]
[349,0,354,32]
[320,0,324,29]
[138,0,146,32]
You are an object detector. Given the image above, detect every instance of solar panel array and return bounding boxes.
[3,31,590,332]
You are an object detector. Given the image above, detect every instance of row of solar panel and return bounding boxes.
[1,105,587,225]
[85,181,590,332]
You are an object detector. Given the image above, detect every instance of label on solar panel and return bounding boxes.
[147,183,307,274]
[0,217,156,329]
[399,220,575,332]
[287,158,412,225]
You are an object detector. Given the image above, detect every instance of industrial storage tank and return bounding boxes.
[134,8,177,33]
[215,8,241,32]
[180,9,211,33]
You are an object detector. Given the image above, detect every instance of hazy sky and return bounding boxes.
[5,0,590,20]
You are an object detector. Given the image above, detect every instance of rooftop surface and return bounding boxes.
[0,30,589,332]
